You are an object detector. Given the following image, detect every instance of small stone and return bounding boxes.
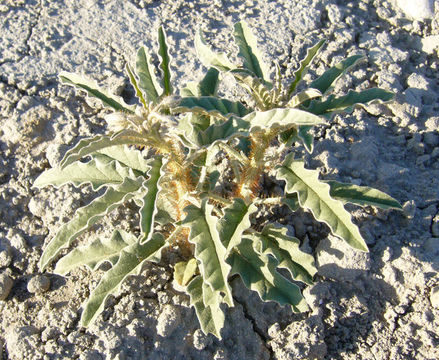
[156,304,181,337]
[424,133,439,147]
[403,200,416,220]
[0,240,12,268]
[192,329,212,350]
[422,35,439,55]
[416,154,430,166]
[430,286,439,308]
[397,0,435,20]
[425,117,439,132]
[0,273,13,300]
[424,238,439,255]
[432,215,439,237]
[27,275,51,294]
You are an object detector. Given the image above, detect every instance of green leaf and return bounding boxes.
[136,46,161,103]
[242,108,325,133]
[39,176,144,271]
[276,154,368,252]
[287,88,322,108]
[54,229,137,275]
[195,29,235,72]
[59,71,134,113]
[198,67,220,96]
[60,131,152,169]
[95,145,150,173]
[34,157,133,190]
[298,125,314,153]
[158,26,173,96]
[140,157,165,243]
[287,39,326,96]
[197,116,250,147]
[81,233,166,326]
[309,55,364,94]
[282,193,300,212]
[182,200,234,306]
[233,21,270,82]
[186,275,225,339]
[306,88,394,115]
[253,225,317,285]
[175,96,250,120]
[229,238,308,312]
[326,180,402,210]
[231,69,272,110]
[174,258,198,286]
[217,198,257,252]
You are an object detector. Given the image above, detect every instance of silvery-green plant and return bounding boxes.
[34,23,401,339]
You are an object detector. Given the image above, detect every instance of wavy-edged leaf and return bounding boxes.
[59,71,134,113]
[276,154,368,251]
[197,116,250,147]
[140,157,165,243]
[136,46,161,103]
[217,198,257,252]
[96,145,150,173]
[186,275,225,339]
[298,125,314,153]
[326,180,402,210]
[81,233,166,326]
[306,88,394,115]
[309,55,364,94]
[229,238,308,312]
[54,229,137,275]
[231,69,272,110]
[287,88,322,108]
[39,176,144,271]
[287,39,326,96]
[126,63,147,108]
[60,131,152,169]
[233,21,270,82]
[34,157,133,190]
[253,225,317,285]
[182,200,233,306]
[195,29,235,72]
[175,96,250,120]
[174,258,198,286]
[158,26,173,96]
[243,108,325,133]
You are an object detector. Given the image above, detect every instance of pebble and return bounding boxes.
[396,0,435,20]
[192,329,212,350]
[0,273,13,300]
[430,286,439,308]
[27,275,51,294]
[0,240,12,268]
[156,304,181,337]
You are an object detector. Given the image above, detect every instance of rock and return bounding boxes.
[156,304,181,337]
[430,286,439,308]
[424,237,439,255]
[27,275,51,294]
[0,273,13,300]
[422,35,439,54]
[0,239,12,268]
[192,328,212,350]
[396,0,435,20]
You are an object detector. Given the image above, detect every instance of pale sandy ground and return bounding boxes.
[1,0,439,359]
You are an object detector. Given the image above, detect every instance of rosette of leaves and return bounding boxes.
[194,21,395,152]
[34,24,402,339]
